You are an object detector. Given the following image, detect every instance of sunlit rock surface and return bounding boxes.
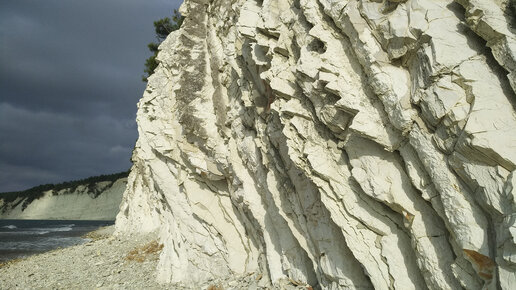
[115,0,516,288]
[0,178,126,220]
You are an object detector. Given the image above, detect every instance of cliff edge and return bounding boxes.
[116,0,516,289]
[1,178,127,220]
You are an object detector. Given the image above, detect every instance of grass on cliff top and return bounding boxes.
[0,170,130,211]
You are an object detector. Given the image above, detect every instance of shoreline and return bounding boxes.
[0,220,114,265]
[0,225,310,289]
[0,224,114,268]
[0,226,166,289]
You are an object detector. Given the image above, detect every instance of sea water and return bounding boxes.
[0,220,113,262]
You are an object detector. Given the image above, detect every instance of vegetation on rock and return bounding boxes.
[125,240,164,263]
[142,9,184,82]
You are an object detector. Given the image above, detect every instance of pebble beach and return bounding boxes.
[0,226,311,290]
[0,226,165,289]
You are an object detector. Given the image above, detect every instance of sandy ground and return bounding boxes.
[0,226,310,290]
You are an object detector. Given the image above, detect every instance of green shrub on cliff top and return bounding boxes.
[142,9,184,82]
[0,170,130,212]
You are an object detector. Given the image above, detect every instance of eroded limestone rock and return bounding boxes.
[116,0,516,288]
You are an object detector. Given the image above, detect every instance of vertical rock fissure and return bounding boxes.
[115,0,516,288]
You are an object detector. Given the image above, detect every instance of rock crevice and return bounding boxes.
[116,0,516,288]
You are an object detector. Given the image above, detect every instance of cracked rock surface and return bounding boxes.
[115,0,516,289]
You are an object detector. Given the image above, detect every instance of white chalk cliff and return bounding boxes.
[0,178,126,220]
[115,0,516,288]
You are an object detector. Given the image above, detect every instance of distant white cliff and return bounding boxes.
[116,0,516,289]
[0,178,126,220]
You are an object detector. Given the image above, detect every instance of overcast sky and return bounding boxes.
[0,0,182,192]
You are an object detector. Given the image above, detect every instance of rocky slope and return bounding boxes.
[0,178,127,220]
[115,0,516,289]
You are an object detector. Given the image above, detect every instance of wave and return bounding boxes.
[43,224,75,232]
[0,224,74,235]
[0,236,85,250]
[1,230,50,235]
[2,225,17,229]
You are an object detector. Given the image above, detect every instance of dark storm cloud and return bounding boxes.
[0,0,182,192]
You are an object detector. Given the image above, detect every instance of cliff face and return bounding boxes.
[115,0,516,288]
[1,178,126,220]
